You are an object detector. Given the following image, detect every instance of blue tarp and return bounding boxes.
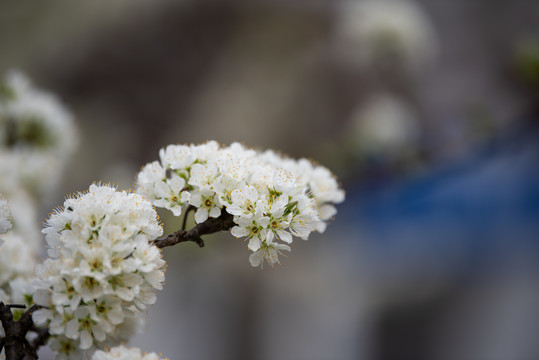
[339,123,539,273]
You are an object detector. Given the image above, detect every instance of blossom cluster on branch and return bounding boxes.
[32,184,165,358]
[0,70,344,360]
[137,141,345,267]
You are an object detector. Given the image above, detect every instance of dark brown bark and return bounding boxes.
[0,302,47,360]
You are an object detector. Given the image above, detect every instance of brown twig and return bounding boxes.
[151,211,235,249]
[0,302,45,360]
[181,205,196,231]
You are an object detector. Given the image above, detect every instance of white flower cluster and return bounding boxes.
[32,184,165,358]
[0,70,77,197]
[336,0,437,72]
[0,194,36,294]
[0,71,79,318]
[0,231,36,294]
[0,193,39,344]
[137,141,344,267]
[91,345,169,360]
[350,94,421,157]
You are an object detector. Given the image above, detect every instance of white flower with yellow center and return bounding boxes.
[189,188,221,223]
[152,173,190,216]
[231,209,270,252]
[189,163,219,189]
[227,184,260,217]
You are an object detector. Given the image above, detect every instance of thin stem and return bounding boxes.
[181,206,195,231]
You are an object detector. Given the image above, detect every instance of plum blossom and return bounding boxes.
[0,70,78,198]
[33,184,165,358]
[137,141,344,267]
[249,240,291,268]
[335,0,438,72]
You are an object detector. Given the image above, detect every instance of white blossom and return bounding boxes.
[336,0,438,72]
[136,162,190,217]
[91,345,169,360]
[8,277,36,306]
[189,163,219,189]
[226,184,260,217]
[231,210,270,252]
[189,188,221,223]
[47,336,85,360]
[152,173,190,216]
[33,184,165,358]
[0,231,36,291]
[0,70,78,198]
[135,161,167,200]
[349,94,421,159]
[0,224,38,322]
[4,190,41,248]
[137,141,344,267]
[249,240,291,268]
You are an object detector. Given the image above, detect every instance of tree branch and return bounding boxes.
[0,302,45,360]
[151,211,235,249]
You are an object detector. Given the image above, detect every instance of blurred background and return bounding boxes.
[1,0,539,359]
